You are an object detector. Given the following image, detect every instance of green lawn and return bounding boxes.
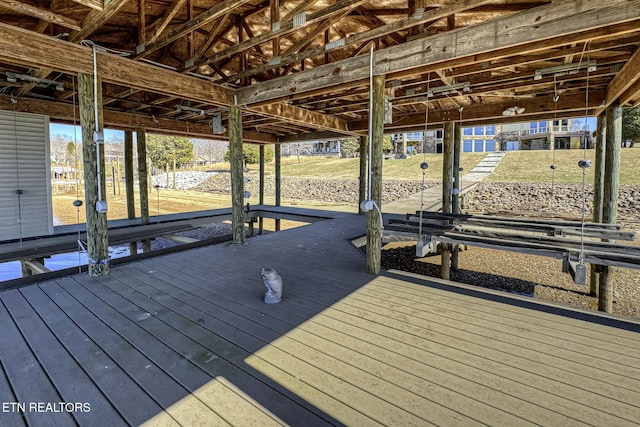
[267,152,487,181]
[486,147,640,184]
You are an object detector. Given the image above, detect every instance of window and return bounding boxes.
[485,125,495,135]
[463,127,472,136]
[436,129,443,139]
[463,140,473,152]
[474,126,484,136]
[474,140,484,152]
[485,139,495,151]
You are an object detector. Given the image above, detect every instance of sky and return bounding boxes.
[50,123,123,141]
[50,116,598,142]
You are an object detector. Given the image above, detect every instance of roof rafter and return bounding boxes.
[1,0,82,31]
[186,0,368,72]
[221,0,494,86]
[136,0,254,58]
[237,0,640,105]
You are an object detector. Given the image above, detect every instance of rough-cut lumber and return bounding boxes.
[78,72,109,277]
[0,22,233,106]
[366,74,384,274]
[237,0,640,105]
[229,105,245,245]
[1,1,82,31]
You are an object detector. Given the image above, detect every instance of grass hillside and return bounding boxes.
[487,148,640,184]
[259,152,487,181]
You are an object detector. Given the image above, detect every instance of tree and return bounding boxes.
[146,134,194,168]
[622,105,640,146]
[383,135,394,153]
[340,137,360,158]
[224,144,274,164]
[192,138,228,163]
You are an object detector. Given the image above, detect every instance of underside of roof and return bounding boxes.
[0,0,639,143]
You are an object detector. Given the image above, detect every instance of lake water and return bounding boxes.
[0,244,133,281]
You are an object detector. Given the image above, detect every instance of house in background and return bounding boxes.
[391,118,593,154]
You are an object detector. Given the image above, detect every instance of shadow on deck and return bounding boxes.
[1,213,639,426]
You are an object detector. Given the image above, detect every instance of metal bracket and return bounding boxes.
[562,252,587,285]
[416,235,438,257]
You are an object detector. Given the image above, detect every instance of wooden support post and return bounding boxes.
[21,257,47,277]
[124,130,135,219]
[359,135,368,214]
[590,111,607,297]
[124,130,137,255]
[78,72,109,277]
[259,144,265,234]
[598,102,622,313]
[440,121,454,279]
[136,128,151,252]
[275,143,281,231]
[229,105,245,245]
[366,74,385,274]
[451,122,462,271]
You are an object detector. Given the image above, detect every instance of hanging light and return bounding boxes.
[502,106,525,116]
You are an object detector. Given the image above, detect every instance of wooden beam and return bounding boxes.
[188,0,367,71]
[136,0,253,58]
[348,92,605,132]
[0,23,234,105]
[275,143,281,231]
[620,77,640,106]
[602,45,640,109]
[237,0,640,105]
[138,0,146,43]
[366,74,384,274]
[229,0,493,87]
[1,1,82,31]
[145,0,188,46]
[188,12,231,65]
[600,102,622,313]
[70,0,129,43]
[247,103,350,134]
[229,105,245,244]
[78,72,109,277]
[0,94,276,143]
[70,0,103,11]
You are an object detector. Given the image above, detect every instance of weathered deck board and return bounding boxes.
[0,213,639,426]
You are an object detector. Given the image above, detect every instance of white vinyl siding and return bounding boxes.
[0,110,52,240]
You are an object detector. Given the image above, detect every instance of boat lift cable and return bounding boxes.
[418,73,431,240]
[72,75,84,273]
[12,96,23,249]
[361,45,383,238]
[578,42,592,267]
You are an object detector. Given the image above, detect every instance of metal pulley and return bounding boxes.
[578,159,592,169]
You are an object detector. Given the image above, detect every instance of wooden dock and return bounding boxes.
[1,213,639,426]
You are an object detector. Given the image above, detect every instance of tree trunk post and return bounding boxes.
[599,102,622,313]
[275,143,281,231]
[229,105,245,244]
[366,74,385,274]
[590,111,607,297]
[359,135,368,214]
[136,128,151,252]
[124,130,137,255]
[78,72,109,277]
[451,122,462,271]
[259,144,265,233]
[440,120,454,280]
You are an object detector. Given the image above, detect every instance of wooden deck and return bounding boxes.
[1,214,639,426]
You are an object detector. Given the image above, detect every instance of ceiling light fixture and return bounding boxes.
[6,72,64,91]
[502,106,525,116]
[534,60,596,80]
[426,81,471,97]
